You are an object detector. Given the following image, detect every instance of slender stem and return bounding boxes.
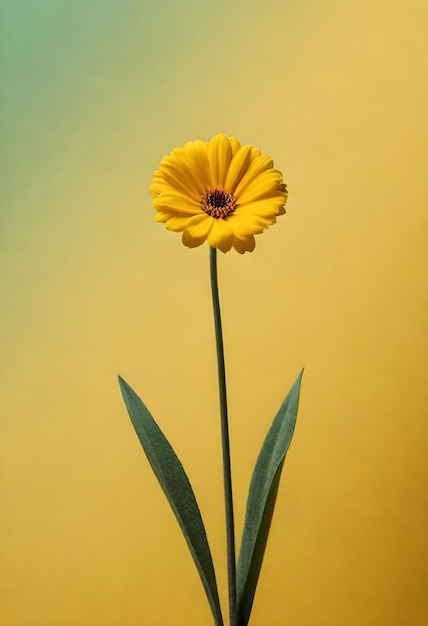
[209,246,237,626]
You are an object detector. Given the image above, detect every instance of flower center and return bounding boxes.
[201,187,237,219]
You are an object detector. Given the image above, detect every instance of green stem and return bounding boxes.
[209,246,237,626]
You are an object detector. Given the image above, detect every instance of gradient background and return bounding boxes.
[1,1,427,625]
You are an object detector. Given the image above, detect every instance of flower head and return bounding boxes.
[150,134,287,254]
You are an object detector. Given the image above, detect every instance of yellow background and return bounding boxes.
[1,1,427,625]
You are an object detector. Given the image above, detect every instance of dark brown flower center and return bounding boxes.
[201,187,237,219]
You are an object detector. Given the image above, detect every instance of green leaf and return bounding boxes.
[237,369,304,626]
[118,376,223,626]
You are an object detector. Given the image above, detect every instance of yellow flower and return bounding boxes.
[150,134,287,254]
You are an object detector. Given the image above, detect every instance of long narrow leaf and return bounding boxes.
[237,369,304,626]
[119,376,223,626]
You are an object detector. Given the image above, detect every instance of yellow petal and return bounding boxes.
[171,146,215,196]
[238,169,284,204]
[225,145,253,193]
[232,233,255,253]
[186,213,214,238]
[154,211,169,223]
[207,218,233,253]
[164,216,188,232]
[250,147,262,161]
[226,214,266,235]
[231,235,247,254]
[235,197,286,218]
[182,230,206,249]
[150,172,165,197]
[159,156,201,201]
[238,169,282,204]
[183,140,213,191]
[209,134,233,187]
[234,155,274,198]
[154,192,202,215]
[230,137,241,156]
